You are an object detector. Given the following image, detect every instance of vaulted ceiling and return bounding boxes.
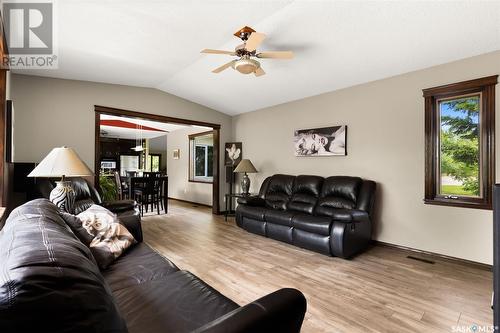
[16,0,500,115]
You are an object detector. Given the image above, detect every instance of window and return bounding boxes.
[120,155,140,177]
[423,75,497,209]
[189,131,214,183]
[147,154,161,172]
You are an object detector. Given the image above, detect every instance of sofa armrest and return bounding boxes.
[237,196,265,207]
[100,199,138,213]
[321,209,370,223]
[350,209,370,223]
[193,288,306,333]
[330,210,372,258]
[317,208,370,223]
[116,209,143,242]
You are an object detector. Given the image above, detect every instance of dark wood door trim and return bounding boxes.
[0,14,9,208]
[95,105,221,214]
[95,105,221,129]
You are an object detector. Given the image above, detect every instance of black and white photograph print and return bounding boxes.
[225,142,242,166]
[294,125,347,156]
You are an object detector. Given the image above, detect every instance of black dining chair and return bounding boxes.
[114,172,128,200]
[133,177,162,216]
[125,170,138,179]
[143,171,161,178]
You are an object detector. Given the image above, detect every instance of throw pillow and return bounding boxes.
[60,211,94,246]
[62,205,136,269]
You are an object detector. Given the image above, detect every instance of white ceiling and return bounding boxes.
[17,1,500,115]
[99,114,210,139]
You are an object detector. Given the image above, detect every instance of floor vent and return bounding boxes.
[407,255,435,264]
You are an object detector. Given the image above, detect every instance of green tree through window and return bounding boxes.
[424,75,496,209]
[439,95,480,197]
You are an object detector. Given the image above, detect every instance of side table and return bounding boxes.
[224,193,256,221]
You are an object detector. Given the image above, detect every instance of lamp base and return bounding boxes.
[241,173,250,195]
[50,180,75,214]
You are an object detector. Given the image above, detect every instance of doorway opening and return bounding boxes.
[94,105,221,214]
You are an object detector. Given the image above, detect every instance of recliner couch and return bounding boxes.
[0,199,307,333]
[236,174,376,258]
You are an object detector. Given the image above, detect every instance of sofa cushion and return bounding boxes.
[237,196,266,207]
[103,243,179,292]
[292,229,331,255]
[292,214,332,236]
[314,208,353,222]
[266,223,293,243]
[113,270,239,333]
[316,176,362,212]
[0,199,127,333]
[237,204,268,221]
[287,175,323,214]
[265,209,295,226]
[264,174,295,210]
[74,198,95,214]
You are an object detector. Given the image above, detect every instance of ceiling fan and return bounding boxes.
[201,26,294,77]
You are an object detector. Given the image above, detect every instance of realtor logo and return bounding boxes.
[4,2,52,54]
[1,1,57,69]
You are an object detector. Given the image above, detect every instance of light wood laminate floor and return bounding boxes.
[142,200,492,333]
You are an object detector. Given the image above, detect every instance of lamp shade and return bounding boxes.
[234,159,258,173]
[28,146,93,178]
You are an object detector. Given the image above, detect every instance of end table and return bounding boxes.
[224,193,256,221]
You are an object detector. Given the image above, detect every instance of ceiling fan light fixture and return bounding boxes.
[233,58,260,75]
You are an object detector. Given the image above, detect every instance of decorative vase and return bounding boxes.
[241,172,250,195]
[50,181,75,213]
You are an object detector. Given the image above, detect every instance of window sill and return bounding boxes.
[189,179,213,184]
[423,198,492,210]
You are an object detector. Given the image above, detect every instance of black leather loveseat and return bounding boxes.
[32,177,142,236]
[236,174,376,258]
[0,199,306,333]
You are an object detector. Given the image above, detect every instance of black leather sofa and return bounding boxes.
[236,174,376,258]
[0,199,306,333]
[32,177,142,237]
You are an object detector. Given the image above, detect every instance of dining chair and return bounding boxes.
[133,177,162,215]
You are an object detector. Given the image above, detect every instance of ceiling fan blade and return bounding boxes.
[245,32,266,52]
[257,51,294,59]
[212,60,235,73]
[201,49,236,55]
[254,67,265,77]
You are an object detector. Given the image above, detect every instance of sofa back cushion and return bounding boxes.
[315,176,362,216]
[258,176,272,199]
[0,199,127,333]
[287,175,323,214]
[264,174,295,210]
[34,177,102,214]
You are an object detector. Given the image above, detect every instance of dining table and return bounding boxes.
[126,175,168,214]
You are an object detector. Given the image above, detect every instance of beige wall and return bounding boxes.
[10,51,500,264]
[149,135,168,172]
[166,127,212,206]
[10,74,231,210]
[232,50,500,265]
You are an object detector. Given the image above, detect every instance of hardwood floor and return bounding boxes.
[142,200,493,333]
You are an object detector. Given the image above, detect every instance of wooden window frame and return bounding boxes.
[423,75,498,210]
[188,130,214,184]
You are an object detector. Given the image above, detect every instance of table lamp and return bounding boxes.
[234,159,258,195]
[28,146,93,213]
